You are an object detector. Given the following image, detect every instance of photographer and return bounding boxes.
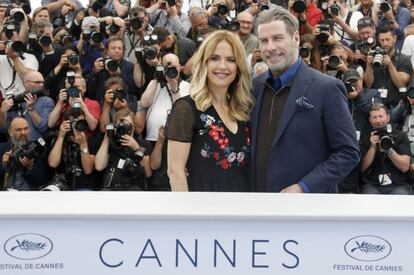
[42,0,82,28]
[95,108,152,191]
[147,0,190,38]
[373,0,410,50]
[327,0,363,45]
[152,27,196,66]
[0,117,48,190]
[124,6,154,64]
[91,35,141,101]
[45,44,82,101]
[48,110,99,191]
[363,26,412,109]
[0,71,54,140]
[99,76,135,133]
[74,16,105,74]
[29,20,64,78]
[139,53,189,142]
[288,0,323,35]
[360,104,412,194]
[98,0,131,18]
[186,7,209,44]
[351,17,377,68]
[0,22,38,96]
[48,73,100,132]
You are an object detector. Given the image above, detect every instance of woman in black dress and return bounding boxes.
[166,30,254,191]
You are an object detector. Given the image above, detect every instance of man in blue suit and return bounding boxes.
[251,7,360,193]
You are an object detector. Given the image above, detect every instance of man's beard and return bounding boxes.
[11,136,29,148]
[266,42,298,76]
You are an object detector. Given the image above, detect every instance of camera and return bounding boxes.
[144,47,157,60]
[106,122,133,147]
[375,125,394,151]
[40,174,69,191]
[317,24,331,43]
[108,23,120,34]
[6,89,44,107]
[66,86,80,98]
[8,8,25,23]
[11,137,46,163]
[113,88,126,101]
[8,40,25,55]
[71,101,82,118]
[299,45,311,58]
[165,62,178,78]
[379,0,391,13]
[129,17,142,30]
[134,47,143,63]
[39,34,52,47]
[369,47,385,68]
[105,58,119,72]
[3,21,16,40]
[82,29,103,44]
[344,81,355,94]
[330,1,340,16]
[357,37,374,55]
[292,0,307,13]
[328,55,341,69]
[70,119,88,133]
[68,54,79,66]
[154,64,165,81]
[91,31,103,43]
[91,0,108,12]
[221,16,240,32]
[216,3,228,15]
[167,0,176,6]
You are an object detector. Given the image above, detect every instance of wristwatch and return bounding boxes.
[81,147,89,154]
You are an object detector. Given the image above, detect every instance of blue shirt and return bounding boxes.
[4,96,55,141]
[267,57,302,92]
[267,58,311,193]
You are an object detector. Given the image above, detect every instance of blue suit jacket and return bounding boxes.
[250,61,360,192]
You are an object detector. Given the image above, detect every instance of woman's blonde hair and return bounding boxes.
[190,30,254,122]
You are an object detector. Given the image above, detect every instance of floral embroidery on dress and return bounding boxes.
[199,114,250,170]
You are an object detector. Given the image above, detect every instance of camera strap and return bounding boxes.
[0,58,17,92]
[336,11,353,42]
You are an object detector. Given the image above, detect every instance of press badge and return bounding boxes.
[117,159,126,169]
[379,174,392,185]
[378,88,388,98]
[356,130,361,141]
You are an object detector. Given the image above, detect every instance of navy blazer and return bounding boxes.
[250,61,360,193]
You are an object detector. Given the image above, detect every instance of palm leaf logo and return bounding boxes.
[351,241,386,254]
[10,239,47,252]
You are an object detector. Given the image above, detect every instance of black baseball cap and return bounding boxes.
[343,69,361,83]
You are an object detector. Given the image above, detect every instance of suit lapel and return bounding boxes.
[251,73,267,158]
[271,63,314,149]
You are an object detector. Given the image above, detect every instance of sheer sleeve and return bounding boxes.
[166,96,196,143]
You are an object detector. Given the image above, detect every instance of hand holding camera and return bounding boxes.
[104,89,115,105]
[59,120,72,137]
[93,57,105,73]
[57,89,69,105]
[120,134,140,151]
[0,96,14,113]
[24,92,37,110]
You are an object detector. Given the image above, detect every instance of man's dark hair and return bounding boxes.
[370,104,390,115]
[377,25,395,36]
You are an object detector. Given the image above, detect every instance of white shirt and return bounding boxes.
[402,35,414,69]
[334,9,364,45]
[0,53,39,97]
[145,80,190,141]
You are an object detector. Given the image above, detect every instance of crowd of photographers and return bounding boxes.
[0,0,414,193]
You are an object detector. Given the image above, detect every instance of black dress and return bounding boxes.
[166,96,250,191]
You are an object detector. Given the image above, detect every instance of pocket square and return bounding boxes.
[295,96,314,111]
